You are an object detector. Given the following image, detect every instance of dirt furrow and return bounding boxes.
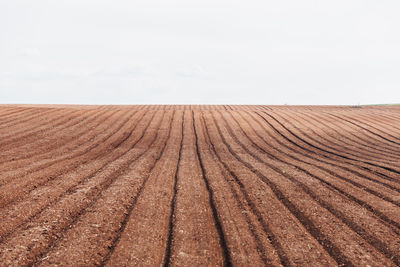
[328,111,400,145]
[276,110,400,166]
[229,111,400,208]
[295,110,400,159]
[162,111,225,266]
[1,105,399,267]
[0,108,55,129]
[0,108,70,138]
[103,111,183,266]
[0,110,151,240]
[242,111,400,205]
[263,111,400,178]
[0,109,83,150]
[0,108,113,167]
[203,111,339,266]
[0,108,35,125]
[0,110,140,207]
[0,108,108,163]
[309,111,400,156]
[208,111,396,266]
[34,111,174,266]
[252,111,400,188]
[0,111,166,265]
[220,111,400,265]
[197,111,293,266]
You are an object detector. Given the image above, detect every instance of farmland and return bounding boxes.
[0,104,399,266]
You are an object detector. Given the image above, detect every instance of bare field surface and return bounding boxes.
[0,105,399,266]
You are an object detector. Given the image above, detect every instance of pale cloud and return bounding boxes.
[0,0,399,104]
[19,48,41,58]
[175,65,211,79]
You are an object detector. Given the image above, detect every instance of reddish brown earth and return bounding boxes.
[0,104,399,266]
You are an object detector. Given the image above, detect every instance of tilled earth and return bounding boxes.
[0,104,399,266]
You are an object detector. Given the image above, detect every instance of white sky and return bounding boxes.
[1,0,399,105]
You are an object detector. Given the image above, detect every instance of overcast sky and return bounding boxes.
[1,0,399,105]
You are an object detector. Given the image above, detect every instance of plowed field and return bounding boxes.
[0,105,399,266]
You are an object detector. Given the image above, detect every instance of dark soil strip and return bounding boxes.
[305,111,400,157]
[264,111,400,176]
[199,112,291,267]
[101,111,177,266]
[162,111,185,267]
[274,110,398,166]
[222,111,400,264]
[231,112,400,204]
[30,111,165,265]
[192,111,232,267]
[0,111,153,243]
[209,112,355,267]
[253,111,400,186]
[0,110,139,210]
[327,112,400,145]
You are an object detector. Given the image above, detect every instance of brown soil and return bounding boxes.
[0,105,399,266]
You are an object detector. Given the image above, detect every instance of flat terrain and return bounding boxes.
[0,104,399,266]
